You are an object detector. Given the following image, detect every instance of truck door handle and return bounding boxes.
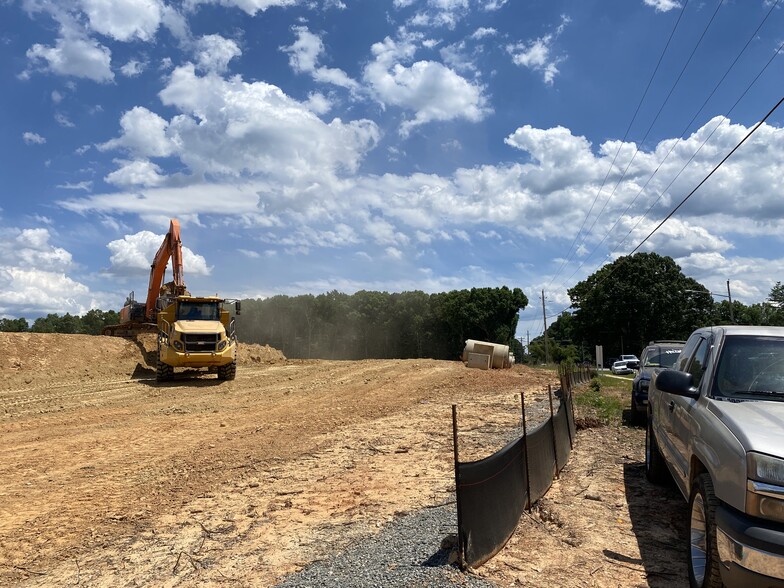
[668,401,675,412]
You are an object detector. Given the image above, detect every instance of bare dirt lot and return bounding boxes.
[0,333,688,587]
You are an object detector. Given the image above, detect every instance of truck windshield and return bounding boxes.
[644,348,681,368]
[177,301,220,321]
[712,335,784,400]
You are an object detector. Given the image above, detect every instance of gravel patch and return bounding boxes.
[273,501,497,588]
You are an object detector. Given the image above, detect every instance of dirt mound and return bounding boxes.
[237,342,286,365]
[0,332,284,390]
[0,332,153,390]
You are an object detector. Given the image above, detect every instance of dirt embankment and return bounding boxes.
[0,333,687,587]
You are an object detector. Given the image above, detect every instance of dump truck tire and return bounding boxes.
[218,361,236,381]
[156,359,174,382]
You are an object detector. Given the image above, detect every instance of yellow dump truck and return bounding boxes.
[155,294,240,382]
[105,219,241,382]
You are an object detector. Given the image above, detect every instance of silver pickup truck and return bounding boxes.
[646,325,784,588]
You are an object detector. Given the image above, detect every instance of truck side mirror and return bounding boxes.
[655,369,699,399]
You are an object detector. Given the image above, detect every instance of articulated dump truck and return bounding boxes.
[104,219,241,382]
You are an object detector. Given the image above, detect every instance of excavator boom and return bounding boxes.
[145,219,185,321]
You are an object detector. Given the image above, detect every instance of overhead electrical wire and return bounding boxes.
[553,0,724,293]
[545,0,691,289]
[557,0,782,289]
[550,90,784,319]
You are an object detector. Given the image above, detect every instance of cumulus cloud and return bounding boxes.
[104,159,166,187]
[149,64,378,180]
[183,0,296,16]
[98,106,175,158]
[506,15,570,85]
[281,27,359,91]
[363,32,490,136]
[80,0,163,42]
[120,59,146,77]
[0,227,97,316]
[23,132,46,145]
[106,230,211,277]
[194,34,241,73]
[26,31,114,83]
[643,0,681,12]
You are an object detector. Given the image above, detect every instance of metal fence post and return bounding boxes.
[548,384,559,477]
[520,390,532,510]
[452,404,465,567]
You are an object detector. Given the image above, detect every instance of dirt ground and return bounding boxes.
[0,333,688,587]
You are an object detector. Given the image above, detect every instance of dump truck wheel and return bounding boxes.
[218,361,236,381]
[156,360,173,382]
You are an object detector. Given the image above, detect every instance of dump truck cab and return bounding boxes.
[155,295,240,381]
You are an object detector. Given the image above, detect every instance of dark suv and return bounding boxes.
[630,340,685,424]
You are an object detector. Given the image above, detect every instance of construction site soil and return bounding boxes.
[1,333,688,587]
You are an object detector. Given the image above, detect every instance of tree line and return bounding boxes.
[0,287,529,362]
[0,309,120,335]
[527,252,784,365]
[238,287,528,360]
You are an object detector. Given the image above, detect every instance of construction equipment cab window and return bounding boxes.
[177,301,221,321]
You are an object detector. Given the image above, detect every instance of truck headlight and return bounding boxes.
[172,339,184,351]
[747,452,784,523]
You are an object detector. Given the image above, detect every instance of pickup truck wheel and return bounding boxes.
[688,474,722,588]
[630,397,643,426]
[645,417,669,484]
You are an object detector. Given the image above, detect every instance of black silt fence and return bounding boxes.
[453,370,583,569]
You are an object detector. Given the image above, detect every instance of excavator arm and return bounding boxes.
[144,219,186,320]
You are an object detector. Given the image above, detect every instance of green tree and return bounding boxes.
[568,253,713,359]
[0,317,29,332]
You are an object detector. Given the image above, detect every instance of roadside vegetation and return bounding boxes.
[573,374,629,425]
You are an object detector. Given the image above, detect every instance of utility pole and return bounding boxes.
[727,280,734,323]
[542,290,549,365]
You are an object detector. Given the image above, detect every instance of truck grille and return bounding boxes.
[183,333,219,352]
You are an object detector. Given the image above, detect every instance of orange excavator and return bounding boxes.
[104,219,240,381]
[104,219,188,337]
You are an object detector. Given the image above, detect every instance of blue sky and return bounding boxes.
[1,0,783,342]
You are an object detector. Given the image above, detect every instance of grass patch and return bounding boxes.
[574,376,628,425]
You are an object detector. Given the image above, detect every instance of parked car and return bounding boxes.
[620,354,640,370]
[611,360,633,375]
[630,340,685,424]
[646,326,784,587]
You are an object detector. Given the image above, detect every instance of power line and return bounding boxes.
[546,0,691,289]
[628,94,784,255]
[555,0,724,291]
[555,1,782,291]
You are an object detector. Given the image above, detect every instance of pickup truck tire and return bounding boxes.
[688,474,722,588]
[630,396,643,426]
[645,417,669,484]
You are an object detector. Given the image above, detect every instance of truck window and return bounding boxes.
[686,337,710,388]
[676,334,702,372]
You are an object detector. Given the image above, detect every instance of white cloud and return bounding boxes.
[23,132,46,145]
[120,59,146,77]
[51,90,64,103]
[151,64,378,180]
[281,27,359,91]
[26,32,114,83]
[471,27,497,39]
[57,180,93,191]
[194,34,241,73]
[183,0,296,16]
[106,230,211,276]
[643,0,681,12]
[99,106,175,158]
[55,112,75,127]
[0,226,101,316]
[104,159,166,187]
[506,15,570,85]
[80,0,163,42]
[363,32,490,136]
